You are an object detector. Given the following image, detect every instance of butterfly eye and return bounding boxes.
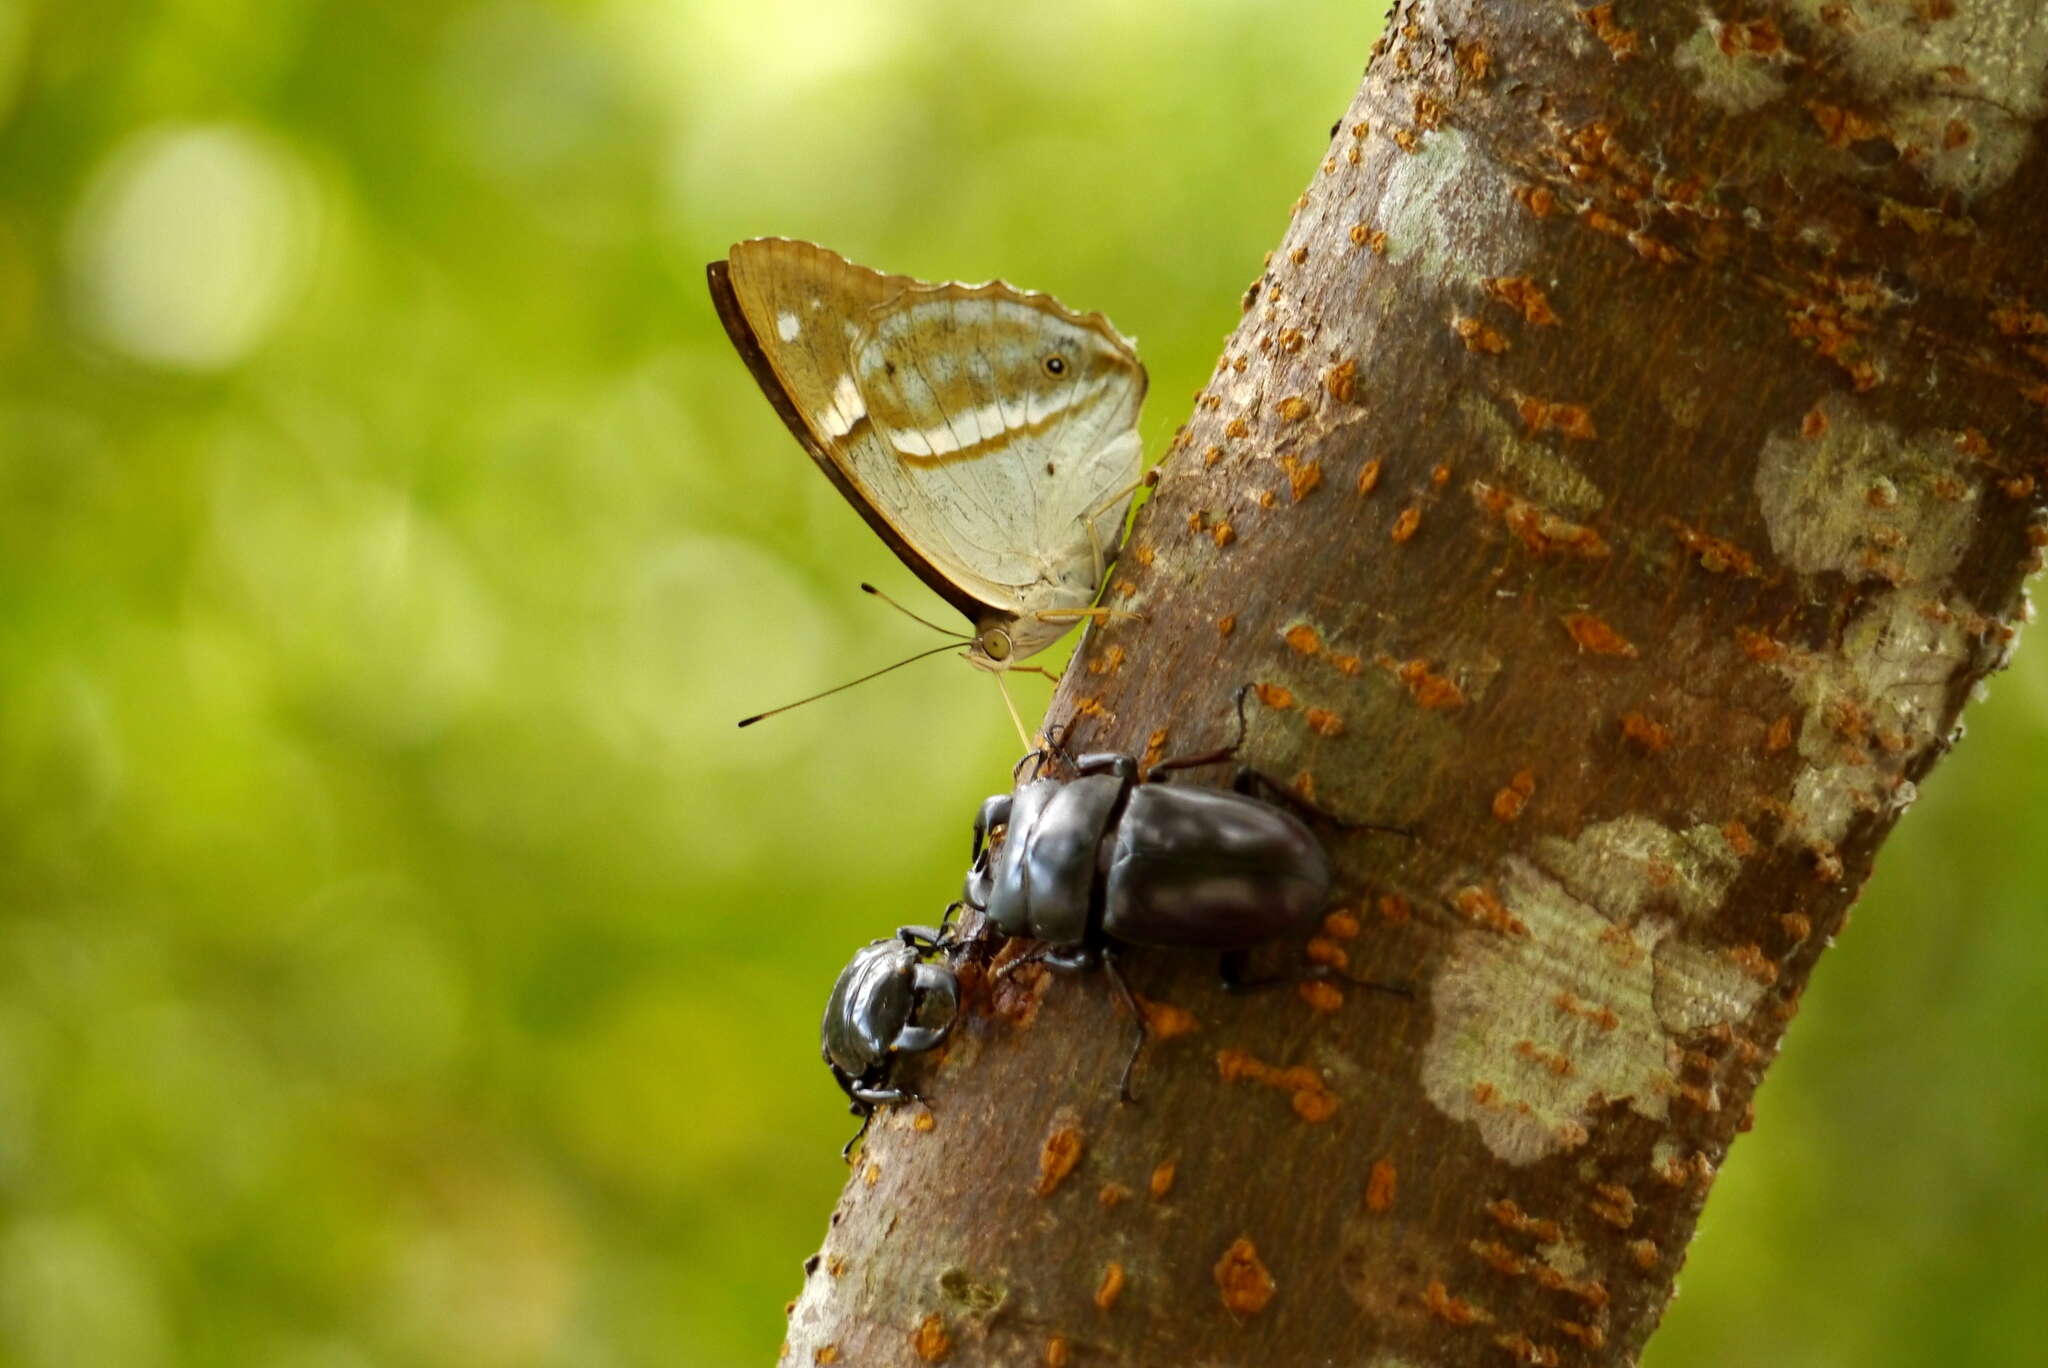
[1042,354,1067,376]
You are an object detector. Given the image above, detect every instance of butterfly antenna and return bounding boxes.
[738,641,964,728]
[992,671,1033,751]
[861,583,971,640]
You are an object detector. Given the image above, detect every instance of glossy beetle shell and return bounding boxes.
[983,774,1122,944]
[1102,784,1329,949]
[955,716,1385,1105]
[821,937,958,1091]
[968,755,1332,957]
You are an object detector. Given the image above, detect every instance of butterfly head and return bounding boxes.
[966,623,1015,673]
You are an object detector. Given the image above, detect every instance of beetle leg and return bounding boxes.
[850,1084,911,1106]
[1045,720,1075,766]
[1073,752,1139,783]
[1013,721,1077,782]
[930,902,969,946]
[1230,765,1417,839]
[1037,944,1101,973]
[1100,949,1148,1104]
[994,941,1100,986]
[840,1083,947,1157]
[1218,948,1338,993]
[991,944,1041,979]
[840,1107,880,1162]
[896,924,950,950]
[1220,950,1415,1001]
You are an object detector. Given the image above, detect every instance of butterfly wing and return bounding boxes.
[848,288,1146,616]
[709,240,985,625]
[712,239,1146,643]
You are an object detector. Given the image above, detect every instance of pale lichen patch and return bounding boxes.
[1776,592,1968,846]
[1650,1136,1685,1178]
[1424,855,1675,1165]
[1423,811,1772,1165]
[1537,1232,1592,1282]
[1379,127,1537,281]
[1674,20,1788,113]
[1756,401,1979,848]
[1534,816,1741,922]
[1653,938,1771,1034]
[1459,392,1606,517]
[1786,0,2048,194]
[1754,396,1979,585]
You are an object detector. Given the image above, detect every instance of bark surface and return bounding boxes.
[782,2,2048,1363]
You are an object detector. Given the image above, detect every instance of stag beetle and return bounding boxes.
[821,924,959,1157]
[962,685,1408,1096]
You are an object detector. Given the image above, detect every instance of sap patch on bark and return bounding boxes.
[1421,820,1767,1165]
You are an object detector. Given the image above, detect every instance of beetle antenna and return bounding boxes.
[861,582,972,640]
[737,641,964,727]
[1144,685,1254,779]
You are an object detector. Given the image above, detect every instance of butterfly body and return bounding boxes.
[708,239,1147,670]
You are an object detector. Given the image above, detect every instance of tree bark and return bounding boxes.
[781,1,2048,1363]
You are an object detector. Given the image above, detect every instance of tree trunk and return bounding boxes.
[781,1,2048,1363]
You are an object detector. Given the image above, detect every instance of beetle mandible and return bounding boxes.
[820,924,960,1157]
[961,685,1408,1097]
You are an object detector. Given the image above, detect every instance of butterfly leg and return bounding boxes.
[1080,466,1158,531]
[1078,468,1155,583]
[1033,606,1141,627]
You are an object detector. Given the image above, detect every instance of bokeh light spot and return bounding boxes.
[67,123,318,371]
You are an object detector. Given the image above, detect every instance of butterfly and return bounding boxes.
[708,239,1148,729]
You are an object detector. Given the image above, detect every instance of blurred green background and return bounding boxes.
[0,1,2042,1363]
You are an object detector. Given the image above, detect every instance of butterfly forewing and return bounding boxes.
[715,238,1145,655]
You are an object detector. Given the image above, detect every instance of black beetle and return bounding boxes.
[821,925,959,1156]
[962,686,1408,1096]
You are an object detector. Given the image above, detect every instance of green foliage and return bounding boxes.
[0,1,2040,1362]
